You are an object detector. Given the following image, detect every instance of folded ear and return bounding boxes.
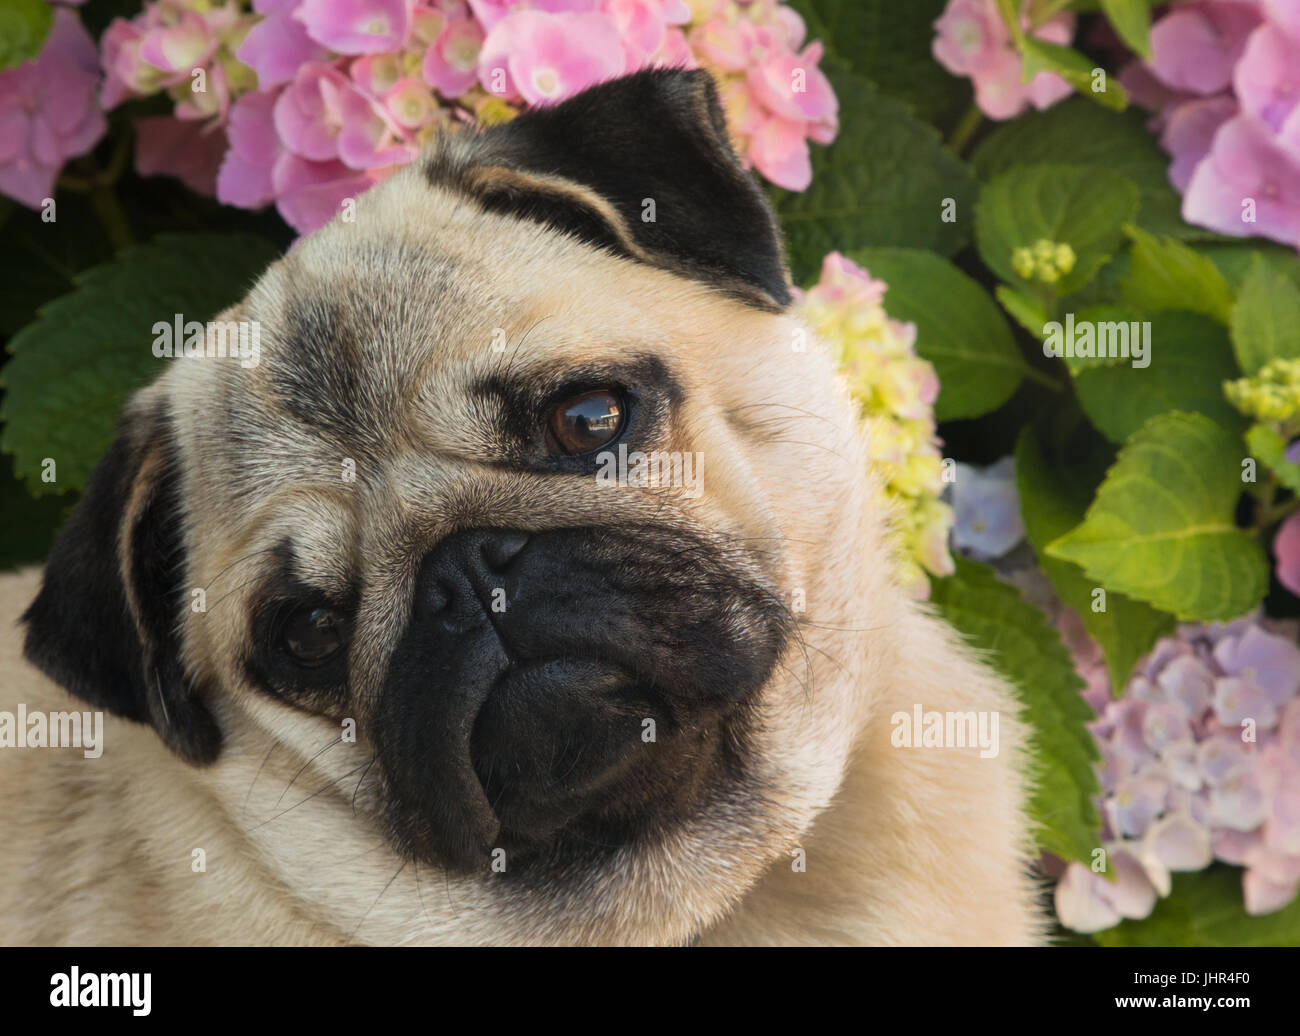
[21,392,222,764]
[427,67,792,310]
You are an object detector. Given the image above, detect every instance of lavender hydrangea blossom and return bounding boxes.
[1056,611,1300,932]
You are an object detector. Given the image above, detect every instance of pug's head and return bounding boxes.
[23,70,889,943]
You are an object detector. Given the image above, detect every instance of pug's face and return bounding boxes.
[24,70,882,942]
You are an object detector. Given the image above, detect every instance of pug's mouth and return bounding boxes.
[366,526,788,872]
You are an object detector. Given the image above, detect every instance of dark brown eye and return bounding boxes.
[282,606,347,665]
[547,388,624,455]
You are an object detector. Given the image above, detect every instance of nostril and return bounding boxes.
[481,531,529,571]
[424,580,451,614]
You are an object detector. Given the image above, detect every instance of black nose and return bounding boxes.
[415,528,530,622]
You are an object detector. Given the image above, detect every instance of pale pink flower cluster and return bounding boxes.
[796,252,953,599]
[86,0,836,232]
[931,0,1074,120]
[1121,0,1300,249]
[0,10,107,208]
[1054,609,1300,931]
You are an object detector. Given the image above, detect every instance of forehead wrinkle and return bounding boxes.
[210,383,378,510]
[396,285,541,443]
[257,242,472,450]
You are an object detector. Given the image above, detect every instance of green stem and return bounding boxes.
[1256,497,1300,532]
[1029,0,1075,29]
[994,0,1026,43]
[1021,364,1064,392]
[946,103,984,157]
[58,129,133,192]
[1250,470,1299,534]
[88,183,135,252]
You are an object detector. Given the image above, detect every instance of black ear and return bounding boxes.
[427,67,792,310]
[21,397,222,764]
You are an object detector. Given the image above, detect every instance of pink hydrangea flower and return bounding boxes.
[747,41,836,125]
[931,0,1075,121]
[296,0,411,55]
[239,12,331,88]
[1182,115,1300,245]
[609,0,690,67]
[274,63,352,161]
[273,151,377,232]
[690,3,836,189]
[219,82,383,233]
[1274,511,1300,597]
[1234,22,1300,155]
[134,115,228,196]
[480,10,627,105]
[932,0,1006,76]
[1266,0,1300,40]
[138,10,219,86]
[423,14,486,97]
[1123,0,1300,249]
[218,88,283,207]
[335,81,416,167]
[108,0,837,228]
[0,10,106,208]
[1148,1,1261,96]
[385,76,440,130]
[1160,96,1237,191]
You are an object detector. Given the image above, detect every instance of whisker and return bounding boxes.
[347,860,408,945]
[202,546,281,591]
[275,736,345,807]
[351,753,379,816]
[203,572,270,615]
[249,759,372,832]
[242,738,281,816]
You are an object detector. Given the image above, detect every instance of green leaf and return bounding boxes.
[1072,311,1244,442]
[1245,423,1300,494]
[1203,241,1300,292]
[1067,253,1133,310]
[972,100,1194,241]
[1121,225,1234,325]
[1094,866,1300,946]
[1,233,280,495]
[975,164,1140,296]
[774,59,978,284]
[1230,254,1300,375]
[1016,428,1175,693]
[1047,411,1268,622]
[930,556,1101,865]
[0,0,52,71]
[996,284,1049,337]
[850,247,1024,422]
[1054,305,1138,373]
[1019,37,1128,112]
[1098,0,1153,58]
[787,0,969,127]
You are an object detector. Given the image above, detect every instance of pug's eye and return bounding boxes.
[282,606,348,665]
[547,389,624,455]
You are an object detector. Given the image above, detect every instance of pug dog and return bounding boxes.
[0,69,1044,946]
